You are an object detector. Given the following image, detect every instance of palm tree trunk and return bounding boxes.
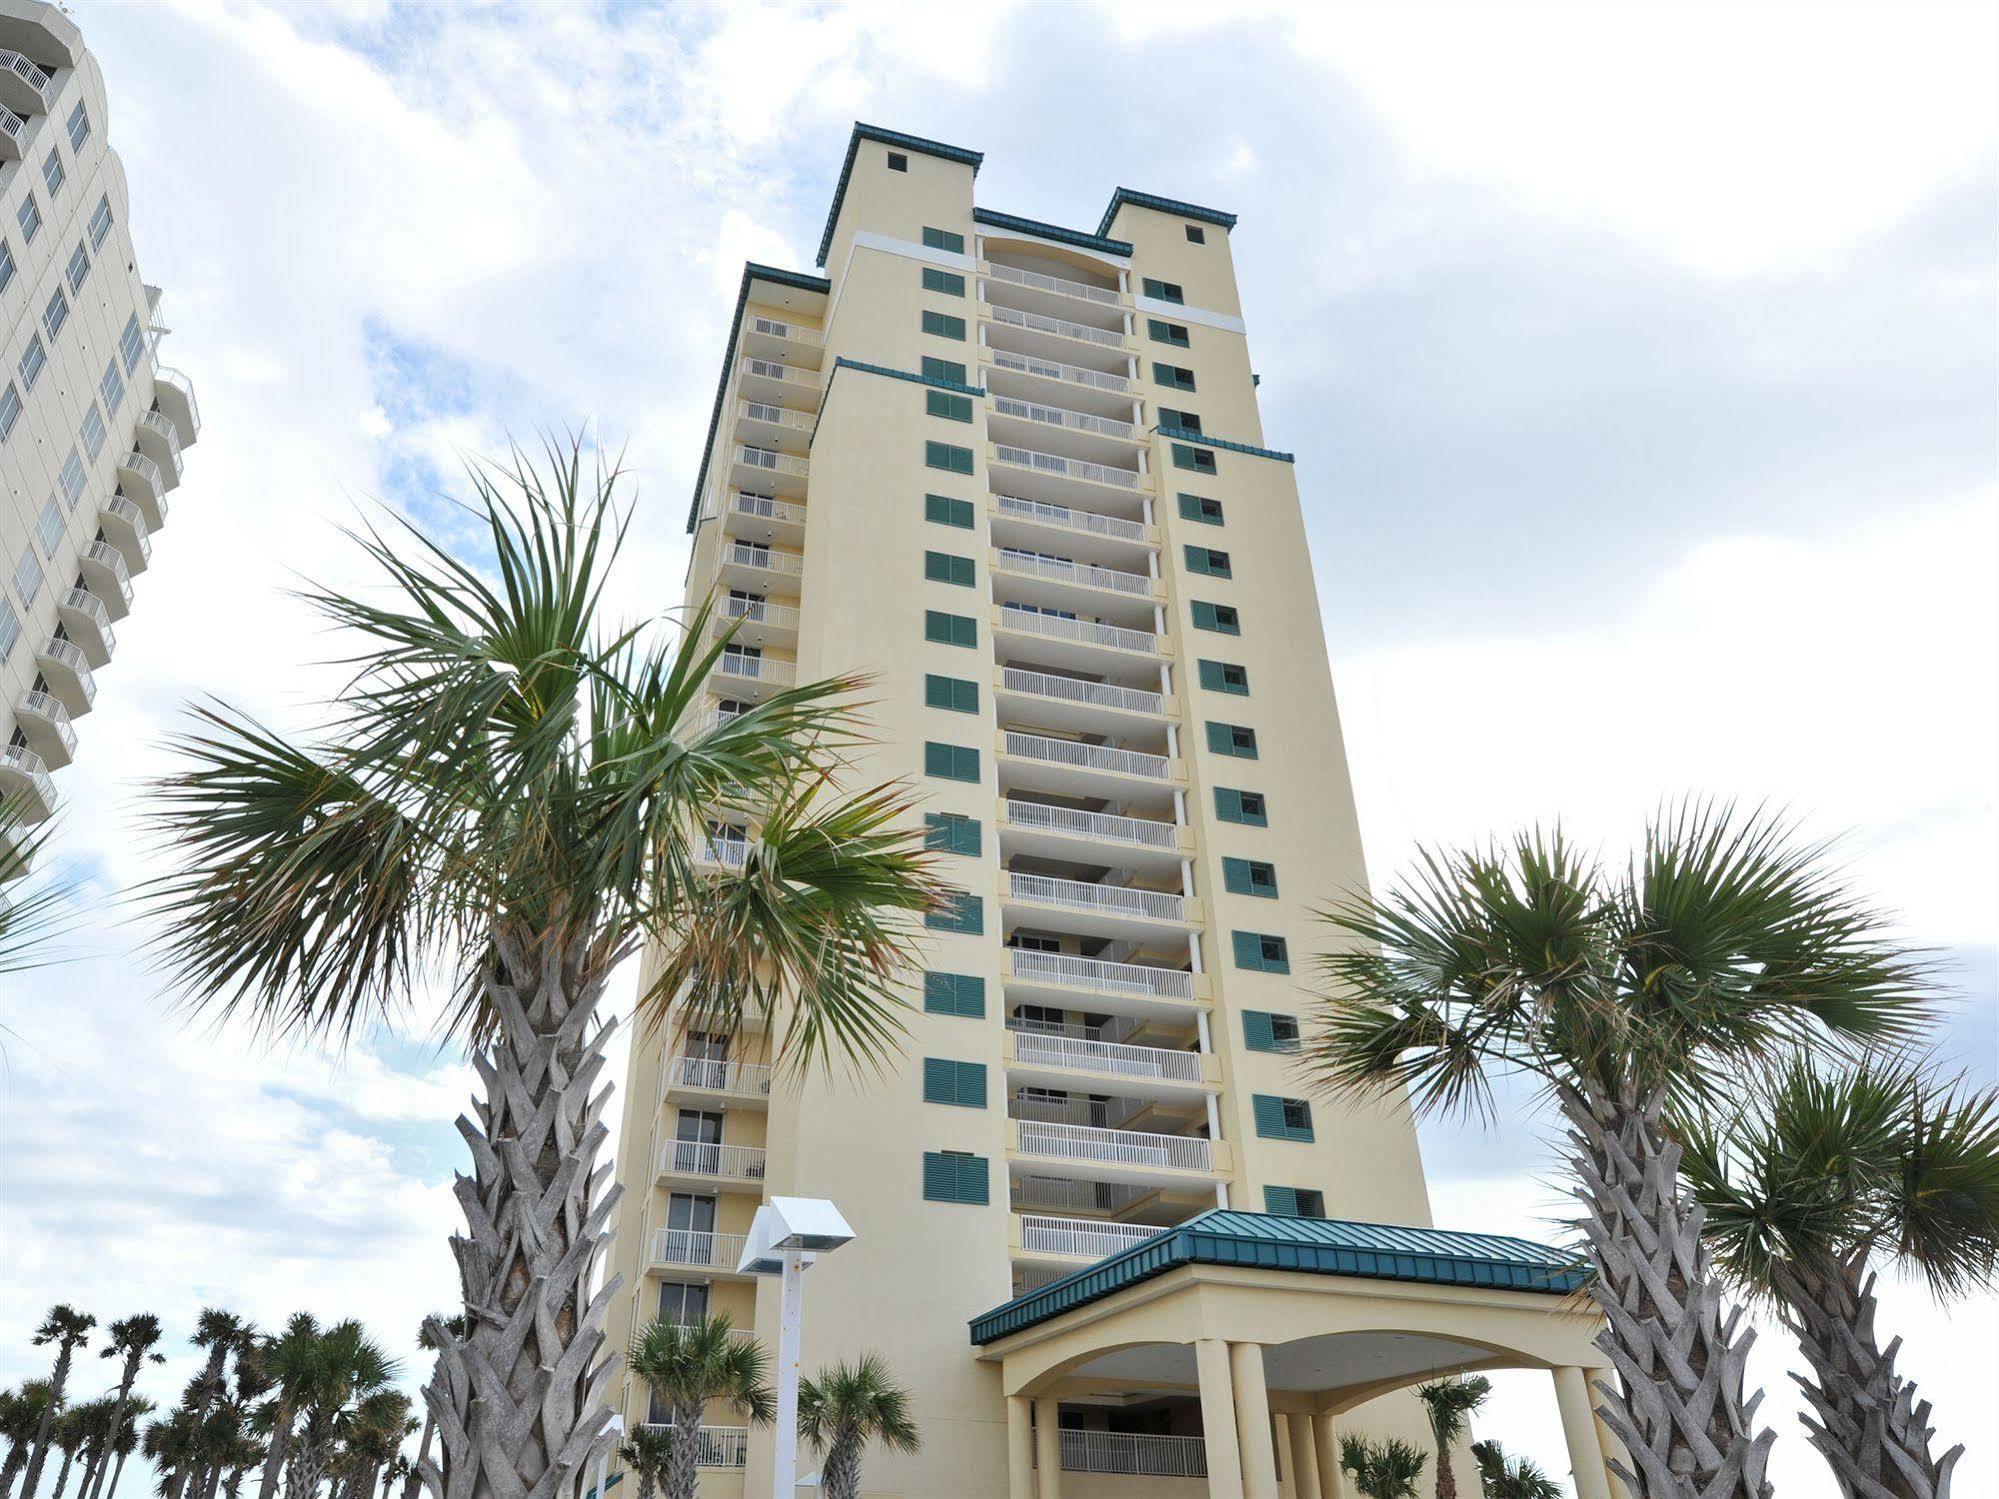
[3,1442,30,1499]
[1771,1257,1961,1499]
[1562,1080,1776,1499]
[83,1371,138,1499]
[422,929,623,1499]
[286,1435,331,1499]
[1434,1442,1457,1499]
[48,1449,74,1499]
[22,1346,75,1499]
[102,1452,128,1499]
[399,1414,432,1499]
[254,1403,292,1499]
[821,1435,860,1499]
[663,1404,702,1499]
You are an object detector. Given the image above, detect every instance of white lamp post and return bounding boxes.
[737,1196,857,1498]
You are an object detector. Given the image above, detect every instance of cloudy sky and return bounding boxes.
[2,2,1993,1495]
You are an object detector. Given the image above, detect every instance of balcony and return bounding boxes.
[738,355,822,408]
[0,50,56,116]
[721,490,808,548]
[666,1054,773,1106]
[998,729,1180,807]
[992,395,1138,445]
[991,446,1146,511]
[737,398,814,453]
[1005,1027,1214,1099]
[993,608,1164,675]
[981,260,1125,310]
[79,543,134,618]
[985,301,1128,352]
[1003,872,1194,941]
[998,799,1188,874]
[1060,1430,1208,1479]
[0,104,23,161]
[994,667,1167,738]
[986,347,1133,398]
[647,1228,752,1277]
[654,1139,767,1192]
[1008,1117,1226,1186]
[1016,1213,1169,1263]
[638,1426,749,1470]
[712,652,796,700]
[116,453,168,529]
[716,540,804,593]
[729,444,808,499]
[742,314,823,366]
[33,638,96,717]
[694,835,750,870]
[0,744,56,822]
[96,497,151,574]
[14,691,77,769]
[151,368,200,446]
[713,595,801,651]
[992,548,1158,609]
[1003,949,1205,1021]
[135,411,184,486]
[54,591,114,669]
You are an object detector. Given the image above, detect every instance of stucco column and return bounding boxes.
[1195,1338,1246,1499]
[1032,1397,1064,1499]
[1311,1415,1344,1499]
[1284,1415,1319,1499]
[1552,1367,1614,1499]
[1006,1396,1034,1499]
[1229,1343,1281,1499]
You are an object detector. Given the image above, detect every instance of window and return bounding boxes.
[88,196,113,250]
[1214,787,1267,827]
[67,101,91,152]
[922,1057,987,1108]
[1172,443,1217,474]
[66,242,88,292]
[1232,930,1291,974]
[1153,362,1196,391]
[924,673,979,713]
[1179,493,1224,525]
[1159,408,1202,435]
[925,440,974,475]
[35,497,63,557]
[0,599,18,662]
[924,742,980,783]
[924,609,977,648]
[1243,1010,1302,1053]
[926,890,984,935]
[0,382,20,442]
[922,1150,988,1204]
[922,267,965,297]
[1191,601,1240,634]
[1264,1186,1326,1219]
[887,151,909,172]
[79,402,106,458]
[926,390,973,422]
[42,287,68,340]
[924,549,975,586]
[1147,318,1190,347]
[0,239,14,295]
[58,450,85,509]
[925,492,974,529]
[1223,858,1279,899]
[1198,659,1249,695]
[922,356,967,385]
[1207,721,1258,759]
[921,310,967,341]
[924,812,982,857]
[1254,1095,1315,1142]
[17,335,46,391]
[13,544,44,604]
[923,971,986,1018]
[1186,224,1207,244]
[17,193,42,244]
[41,148,64,199]
[1142,277,1185,304]
[1186,546,1231,578]
[99,359,124,417]
[921,226,966,254]
[119,314,145,373]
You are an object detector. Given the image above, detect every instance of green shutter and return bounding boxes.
[1252,1095,1314,1142]
[1143,277,1184,304]
[922,266,966,296]
[1173,443,1217,473]
[922,356,969,385]
[925,441,974,475]
[1198,659,1249,695]
[1223,858,1278,898]
[1264,1185,1301,1217]
[1206,721,1256,759]
[1232,930,1290,974]
[925,550,975,586]
[921,310,967,341]
[1243,1010,1276,1052]
[925,673,978,713]
[1153,362,1195,391]
[923,743,980,783]
[922,972,987,1018]
[925,812,982,856]
[1179,493,1223,525]
[925,493,975,528]
[923,1058,987,1108]
[1184,545,1231,578]
[1215,787,1267,827]
[1191,602,1240,634]
[922,1150,988,1203]
[926,390,973,422]
[1146,319,1190,347]
[921,227,966,254]
[924,609,977,647]
[926,890,984,935]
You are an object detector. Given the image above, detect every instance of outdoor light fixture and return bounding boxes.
[738,1197,856,1496]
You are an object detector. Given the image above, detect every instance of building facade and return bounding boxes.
[0,0,197,844]
[601,125,1616,1499]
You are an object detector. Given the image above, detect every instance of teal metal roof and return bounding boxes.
[816,123,985,267]
[973,207,1132,260]
[1157,426,1295,464]
[969,1210,1587,1345]
[1098,187,1239,239]
[684,262,831,535]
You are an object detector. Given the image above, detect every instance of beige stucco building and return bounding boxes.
[601,124,1617,1499]
[0,0,197,848]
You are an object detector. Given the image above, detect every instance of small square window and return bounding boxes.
[922,267,966,297]
[79,403,106,459]
[67,101,91,152]
[1198,660,1249,695]
[88,196,113,250]
[41,148,65,199]
[887,152,909,172]
[0,383,21,443]
[922,356,968,385]
[1179,493,1224,526]
[921,226,966,255]
[1159,408,1203,436]
[17,335,46,391]
[0,239,15,296]
[1191,601,1240,635]
[1153,363,1196,392]
[926,390,974,423]
[1207,721,1258,759]
[1147,319,1190,348]
[17,194,42,245]
[1224,857,1279,899]
[924,813,982,857]
[924,673,979,713]
[1172,443,1217,474]
[43,287,69,340]
[921,310,967,341]
[1142,277,1185,304]
[58,450,86,509]
[1215,787,1267,827]
[35,497,63,557]
[925,493,975,529]
[925,441,975,475]
[66,242,88,292]
[1186,225,1206,244]
[924,550,976,587]
[1186,546,1231,579]
[924,742,981,783]
[924,609,978,648]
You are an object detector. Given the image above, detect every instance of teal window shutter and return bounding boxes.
[922,1150,988,1203]
[924,610,977,647]
[1142,277,1185,304]
[922,267,966,296]
[923,743,980,783]
[1242,1011,1300,1053]
[1206,721,1257,759]
[924,673,979,713]
[1232,930,1290,974]
[1214,787,1268,826]
[1172,443,1217,474]
[921,310,967,341]
[1253,1094,1313,1141]
[923,1058,987,1108]
[1264,1185,1301,1217]
[921,227,966,254]
[922,356,969,385]
[925,493,975,528]
[926,891,984,935]
[925,440,974,475]
[1153,362,1196,391]
[1191,602,1241,635]
[923,972,986,1017]
[1179,493,1224,525]
[1198,659,1249,695]
[924,550,976,586]
[924,812,982,856]
[926,390,974,422]
[1223,858,1278,898]
[1147,319,1190,347]
[1185,546,1232,578]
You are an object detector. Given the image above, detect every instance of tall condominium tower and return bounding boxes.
[0,0,197,842]
[602,125,1614,1499]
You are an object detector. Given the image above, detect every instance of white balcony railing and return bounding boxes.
[1007,949,1196,1002]
[995,549,1152,597]
[993,445,1141,490]
[1021,1214,1169,1260]
[715,654,795,687]
[741,356,819,389]
[1016,1119,1214,1173]
[994,493,1147,543]
[16,691,76,757]
[153,367,201,436]
[0,105,24,150]
[671,1056,772,1097]
[0,744,55,806]
[987,302,1125,349]
[1059,1430,1208,1478]
[120,450,167,505]
[719,542,804,576]
[992,396,1137,442]
[99,497,152,561]
[698,837,750,868]
[997,608,1159,657]
[983,261,1123,307]
[1002,730,1171,782]
[729,491,807,527]
[1013,1028,1203,1083]
[748,315,821,346]
[733,445,808,479]
[649,1229,750,1270]
[38,636,98,695]
[739,400,814,435]
[1009,872,1186,922]
[656,1141,767,1181]
[1002,799,1179,850]
[719,596,801,631]
[1,50,56,110]
[988,348,1131,394]
[1000,667,1162,717]
[138,410,184,473]
[640,1426,749,1469]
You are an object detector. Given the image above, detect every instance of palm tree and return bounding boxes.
[613,1429,673,1499]
[1310,805,1932,1499]
[2,1384,57,1499]
[1469,1440,1563,1499]
[1412,1376,1489,1499]
[96,1400,152,1499]
[1340,1434,1429,1499]
[141,442,942,1499]
[249,1316,321,1499]
[399,1318,461,1499]
[1681,1055,1999,1499]
[177,1313,254,1499]
[328,1392,410,1499]
[142,1412,199,1499]
[280,1323,397,1499]
[624,1315,773,1499]
[21,1306,94,1499]
[65,1401,120,1499]
[83,1319,165,1499]
[797,1354,919,1499]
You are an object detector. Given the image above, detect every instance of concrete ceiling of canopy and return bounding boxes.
[1064,1330,1497,1396]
